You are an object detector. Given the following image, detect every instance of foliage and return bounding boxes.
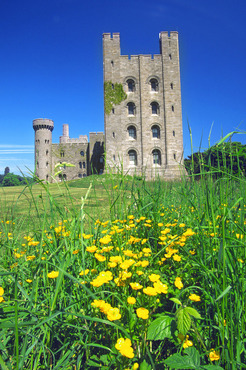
[4,167,10,176]
[1,173,34,187]
[184,141,246,177]
[104,81,127,114]
[0,134,246,368]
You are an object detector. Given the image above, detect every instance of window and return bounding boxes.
[113,155,116,161]
[169,54,172,60]
[78,173,82,178]
[83,174,87,177]
[172,105,174,112]
[128,125,136,139]
[111,60,114,66]
[127,102,136,116]
[46,161,49,168]
[150,78,158,92]
[79,162,82,169]
[152,125,160,139]
[173,130,175,137]
[170,83,173,89]
[127,79,135,92]
[153,149,161,165]
[60,150,64,157]
[113,132,115,138]
[151,102,159,115]
[128,150,137,166]
[80,151,84,156]
[46,175,49,181]
[37,161,39,168]
[46,150,49,156]
[112,108,115,114]
[83,162,86,169]
[174,153,176,160]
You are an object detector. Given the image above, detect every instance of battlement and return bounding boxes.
[33,118,54,131]
[103,32,120,40]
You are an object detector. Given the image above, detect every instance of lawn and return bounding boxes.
[0,161,245,369]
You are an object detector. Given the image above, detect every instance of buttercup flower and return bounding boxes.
[130,282,143,290]
[0,287,4,303]
[107,307,121,321]
[209,349,220,361]
[47,271,59,279]
[148,274,160,282]
[143,286,158,296]
[189,293,201,302]
[115,338,134,358]
[127,296,136,305]
[174,277,183,289]
[136,307,149,320]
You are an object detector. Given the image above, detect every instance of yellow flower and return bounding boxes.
[189,294,201,302]
[107,307,121,321]
[26,279,33,283]
[136,307,149,320]
[79,269,89,276]
[47,271,59,279]
[209,349,220,361]
[173,254,181,262]
[174,277,183,289]
[153,281,168,294]
[127,297,136,305]
[115,338,134,358]
[99,235,112,245]
[189,249,196,255]
[143,287,158,296]
[183,335,193,348]
[26,255,36,261]
[94,253,106,262]
[132,364,139,369]
[130,282,143,290]
[0,287,4,302]
[86,245,97,253]
[148,274,160,282]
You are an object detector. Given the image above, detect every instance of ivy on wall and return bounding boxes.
[104,81,127,115]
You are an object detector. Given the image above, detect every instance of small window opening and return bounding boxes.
[174,153,176,160]
[172,105,174,112]
[113,132,115,138]
[173,130,175,137]
[169,54,172,60]
[112,108,115,114]
[111,60,114,66]
[170,83,173,89]
[60,150,64,157]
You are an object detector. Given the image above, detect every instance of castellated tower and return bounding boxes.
[33,118,53,182]
[103,32,184,179]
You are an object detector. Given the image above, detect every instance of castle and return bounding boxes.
[33,32,184,182]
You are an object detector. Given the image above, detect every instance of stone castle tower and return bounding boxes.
[103,32,184,179]
[33,119,104,182]
[34,32,184,182]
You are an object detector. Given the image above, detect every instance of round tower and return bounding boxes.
[33,118,54,181]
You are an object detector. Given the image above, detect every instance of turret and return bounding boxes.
[33,118,54,181]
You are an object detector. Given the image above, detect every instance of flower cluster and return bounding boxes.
[115,338,134,358]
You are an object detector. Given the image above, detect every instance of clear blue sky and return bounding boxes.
[1,0,246,175]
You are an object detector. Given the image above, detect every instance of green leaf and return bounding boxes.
[140,359,152,370]
[176,307,191,335]
[170,297,182,306]
[201,366,224,370]
[147,314,175,340]
[184,306,202,319]
[215,285,232,302]
[164,347,201,369]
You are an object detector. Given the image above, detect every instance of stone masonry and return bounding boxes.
[34,32,184,182]
[103,32,184,179]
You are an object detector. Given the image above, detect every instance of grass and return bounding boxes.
[0,141,246,369]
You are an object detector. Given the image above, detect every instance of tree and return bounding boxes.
[184,142,246,178]
[2,173,21,187]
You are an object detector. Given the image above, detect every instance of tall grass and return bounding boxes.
[0,136,245,369]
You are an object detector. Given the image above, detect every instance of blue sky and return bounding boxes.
[0,0,246,175]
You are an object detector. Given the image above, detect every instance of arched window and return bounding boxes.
[60,150,64,157]
[127,79,135,92]
[46,150,49,156]
[78,173,82,178]
[150,78,158,92]
[80,151,84,156]
[83,173,87,177]
[151,102,159,115]
[128,125,136,139]
[79,162,82,169]
[128,150,137,166]
[83,162,86,168]
[152,149,161,165]
[152,125,160,139]
[46,161,49,168]
[127,102,136,116]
